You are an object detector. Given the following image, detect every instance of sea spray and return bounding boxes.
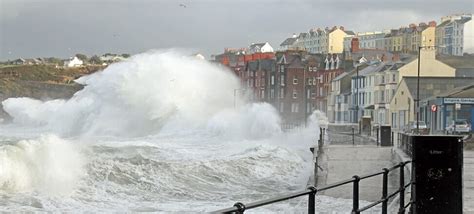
[2,50,242,137]
[0,134,84,195]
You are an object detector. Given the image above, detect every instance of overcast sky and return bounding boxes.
[0,0,473,60]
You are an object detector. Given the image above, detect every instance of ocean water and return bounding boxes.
[0,50,372,213]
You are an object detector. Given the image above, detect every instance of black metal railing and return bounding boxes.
[398,133,413,157]
[212,161,412,214]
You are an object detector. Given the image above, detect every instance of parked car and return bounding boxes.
[446,119,472,134]
[403,121,430,134]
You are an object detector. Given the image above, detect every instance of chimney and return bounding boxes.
[351,37,360,53]
[429,21,437,27]
[339,26,345,31]
[409,23,416,28]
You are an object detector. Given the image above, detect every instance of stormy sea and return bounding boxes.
[0,50,363,213]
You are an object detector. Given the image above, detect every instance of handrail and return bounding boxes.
[212,161,412,214]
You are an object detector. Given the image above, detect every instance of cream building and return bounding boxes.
[397,49,456,82]
[328,28,349,53]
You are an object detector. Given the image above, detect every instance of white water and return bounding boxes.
[0,50,372,212]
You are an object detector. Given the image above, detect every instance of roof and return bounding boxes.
[402,77,474,101]
[437,55,474,69]
[250,43,266,49]
[344,31,355,35]
[437,20,451,28]
[358,62,386,76]
[433,84,474,98]
[454,17,472,25]
[280,38,297,46]
[333,71,352,81]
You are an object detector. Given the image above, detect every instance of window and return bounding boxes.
[292,89,297,99]
[270,89,275,99]
[279,65,285,73]
[280,88,284,99]
[308,78,312,85]
[280,102,284,112]
[293,76,298,85]
[291,103,299,113]
[307,89,311,99]
[260,90,264,99]
[309,67,312,72]
[392,74,396,82]
[271,75,275,85]
[280,74,285,86]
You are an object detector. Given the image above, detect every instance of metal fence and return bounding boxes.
[397,133,413,157]
[212,161,412,214]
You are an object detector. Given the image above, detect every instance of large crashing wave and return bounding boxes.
[2,50,282,137]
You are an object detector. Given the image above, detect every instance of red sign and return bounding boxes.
[431,104,437,112]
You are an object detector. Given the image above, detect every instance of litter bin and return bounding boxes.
[380,125,391,146]
[411,135,463,214]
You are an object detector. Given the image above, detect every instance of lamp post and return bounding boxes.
[416,45,442,134]
[233,88,245,108]
[355,65,359,124]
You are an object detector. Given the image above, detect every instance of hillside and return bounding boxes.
[0,65,105,119]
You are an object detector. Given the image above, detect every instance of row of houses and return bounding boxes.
[212,15,474,132]
[5,53,128,67]
[281,13,473,57]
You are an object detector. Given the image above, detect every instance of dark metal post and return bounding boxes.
[322,128,325,145]
[233,202,246,214]
[352,127,355,145]
[399,163,405,214]
[376,127,379,146]
[355,65,359,123]
[416,46,421,134]
[352,176,360,214]
[391,132,394,146]
[382,168,389,214]
[308,187,316,214]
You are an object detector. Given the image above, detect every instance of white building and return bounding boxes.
[436,14,473,56]
[248,42,274,54]
[65,56,83,67]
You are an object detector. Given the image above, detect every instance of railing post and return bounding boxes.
[352,176,360,214]
[233,202,246,214]
[382,168,389,214]
[308,186,317,214]
[398,162,405,214]
[352,127,355,145]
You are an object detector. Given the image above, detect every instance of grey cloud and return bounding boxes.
[1,0,472,60]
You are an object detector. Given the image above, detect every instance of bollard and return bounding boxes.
[376,127,379,146]
[391,132,394,146]
[352,127,355,145]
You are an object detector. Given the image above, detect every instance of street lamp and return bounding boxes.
[416,45,443,134]
[233,88,245,108]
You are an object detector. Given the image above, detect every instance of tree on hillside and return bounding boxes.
[75,54,88,62]
[90,55,103,64]
[47,57,63,65]
[121,53,131,58]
